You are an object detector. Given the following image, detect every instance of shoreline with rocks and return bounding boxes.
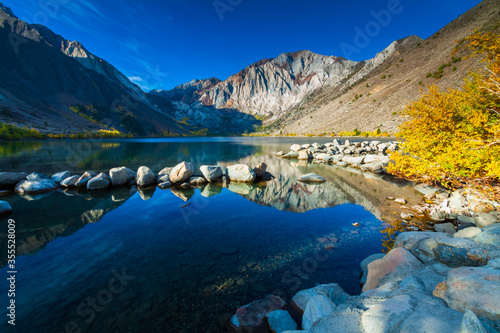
[275,139,397,173]
[1,139,499,333]
[226,222,500,333]
[218,140,500,333]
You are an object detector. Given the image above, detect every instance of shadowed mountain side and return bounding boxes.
[0,187,136,267]
[0,4,184,135]
[148,90,261,134]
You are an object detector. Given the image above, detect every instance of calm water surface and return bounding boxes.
[0,137,422,333]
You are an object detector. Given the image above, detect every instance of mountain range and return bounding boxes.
[0,0,499,136]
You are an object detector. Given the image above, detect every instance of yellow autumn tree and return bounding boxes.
[388,29,500,199]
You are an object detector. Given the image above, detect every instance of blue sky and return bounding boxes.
[3,0,482,91]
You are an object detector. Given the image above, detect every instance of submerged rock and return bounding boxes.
[200,165,223,182]
[136,166,157,187]
[87,173,111,191]
[0,172,27,188]
[170,162,194,184]
[230,295,286,332]
[297,173,326,183]
[227,164,256,182]
[0,200,12,215]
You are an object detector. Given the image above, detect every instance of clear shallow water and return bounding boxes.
[0,137,420,333]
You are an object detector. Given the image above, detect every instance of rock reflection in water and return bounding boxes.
[0,187,136,266]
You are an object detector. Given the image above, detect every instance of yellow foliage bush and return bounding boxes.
[388,29,500,198]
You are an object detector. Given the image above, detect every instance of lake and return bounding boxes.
[0,137,425,333]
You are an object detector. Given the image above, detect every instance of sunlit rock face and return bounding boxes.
[200,51,358,119]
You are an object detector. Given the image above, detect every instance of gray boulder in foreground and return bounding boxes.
[227,164,256,182]
[230,218,500,333]
[0,200,12,215]
[297,173,326,183]
[169,162,194,184]
[87,173,111,190]
[135,166,156,187]
[200,165,223,182]
[444,267,500,321]
[362,247,424,292]
[302,295,336,330]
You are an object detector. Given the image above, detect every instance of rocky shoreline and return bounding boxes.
[275,139,397,173]
[218,141,500,333]
[226,222,500,333]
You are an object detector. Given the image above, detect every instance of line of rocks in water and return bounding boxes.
[0,161,274,215]
[275,139,398,173]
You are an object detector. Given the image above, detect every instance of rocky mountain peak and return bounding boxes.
[0,2,16,18]
[149,77,221,104]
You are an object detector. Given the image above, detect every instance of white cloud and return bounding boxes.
[127,76,143,83]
